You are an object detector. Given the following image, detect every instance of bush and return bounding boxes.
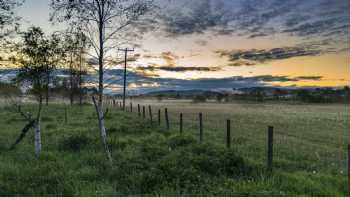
[110,135,253,195]
[167,135,196,149]
[192,95,207,103]
[42,116,54,122]
[58,133,93,152]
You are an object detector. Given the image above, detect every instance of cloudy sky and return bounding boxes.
[3,0,350,92]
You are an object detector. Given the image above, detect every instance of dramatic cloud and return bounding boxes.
[139,50,223,73]
[159,0,233,35]
[158,66,220,72]
[97,69,327,94]
[153,0,350,51]
[137,65,221,72]
[161,51,179,67]
[194,39,208,46]
[294,76,323,81]
[0,68,329,94]
[216,47,322,64]
[226,60,256,67]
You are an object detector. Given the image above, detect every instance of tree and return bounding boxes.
[50,0,153,162]
[216,93,227,102]
[62,29,88,105]
[192,95,206,103]
[14,27,64,156]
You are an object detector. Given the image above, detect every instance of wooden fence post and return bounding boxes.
[226,119,231,148]
[267,126,274,172]
[64,104,68,124]
[199,113,203,142]
[130,103,133,112]
[180,113,183,135]
[142,106,146,119]
[158,109,161,126]
[138,104,141,117]
[165,108,169,130]
[113,99,116,107]
[348,145,350,197]
[148,105,153,123]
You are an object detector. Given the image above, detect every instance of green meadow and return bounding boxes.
[0,100,349,196]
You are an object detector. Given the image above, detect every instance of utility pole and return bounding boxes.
[118,48,134,111]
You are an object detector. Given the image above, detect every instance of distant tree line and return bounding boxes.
[142,87,350,104]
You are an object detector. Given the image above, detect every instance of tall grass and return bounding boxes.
[0,101,348,196]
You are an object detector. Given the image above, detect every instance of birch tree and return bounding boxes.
[62,30,88,105]
[15,27,64,157]
[50,0,153,162]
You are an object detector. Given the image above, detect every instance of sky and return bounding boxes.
[2,0,350,92]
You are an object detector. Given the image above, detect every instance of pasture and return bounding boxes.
[0,99,349,196]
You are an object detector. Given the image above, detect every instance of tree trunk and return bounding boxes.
[34,96,43,157]
[34,119,41,157]
[92,96,113,163]
[46,66,50,106]
[9,120,35,150]
[69,53,74,105]
[93,2,112,163]
[98,3,104,105]
[79,46,83,106]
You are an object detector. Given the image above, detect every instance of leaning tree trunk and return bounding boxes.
[79,49,83,106]
[34,119,41,157]
[92,96,113,163]
[69,52,74,105]
[34,96,43,157]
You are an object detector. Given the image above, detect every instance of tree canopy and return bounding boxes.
[16,27,64,97]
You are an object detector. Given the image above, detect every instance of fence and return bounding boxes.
[104,98,350,195]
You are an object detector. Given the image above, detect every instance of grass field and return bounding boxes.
[0,99,349,196]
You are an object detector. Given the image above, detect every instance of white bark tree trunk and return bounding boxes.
[34,120,41,157]
[93,96,113,163]
[34,95,43,158]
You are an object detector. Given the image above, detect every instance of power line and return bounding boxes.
[118,48,134,111]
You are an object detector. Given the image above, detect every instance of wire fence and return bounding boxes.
[104,99,349,178]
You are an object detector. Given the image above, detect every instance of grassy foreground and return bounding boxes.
[0,103,348,196]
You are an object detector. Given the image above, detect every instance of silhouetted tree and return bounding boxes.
[216,93,227,102]
[50,0,153,162]
[10,27,65,156]
[15,27,51,157]
[62,30,88,105]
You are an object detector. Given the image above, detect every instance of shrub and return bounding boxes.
[167,135,196,150]
[42,116,54,122]
[58,133,93,152]
[45,124,57,130]
[192,95,207,103]
[110,135,253,195]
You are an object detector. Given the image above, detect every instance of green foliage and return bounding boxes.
[0,82,21,97]
[111,134,252,195]
[16,26,65,97]
[192,95,207,103]
[58,133,94,152]
[216,93,227,102]
[0,103,348,196]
